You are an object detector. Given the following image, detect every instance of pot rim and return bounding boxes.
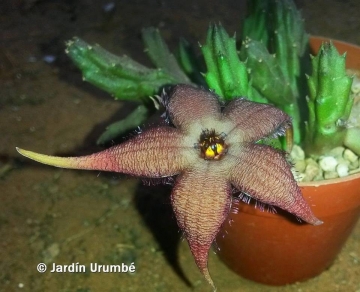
[298,172,360,187]
[310,35,360,49]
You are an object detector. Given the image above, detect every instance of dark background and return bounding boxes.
[1,1,359,291]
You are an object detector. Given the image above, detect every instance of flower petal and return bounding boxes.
[171,166,232,289]
[223,98,291,143]
[17,127,195,178]
[166,84,222,135]
[229,144,322,225]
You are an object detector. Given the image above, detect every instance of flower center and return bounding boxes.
[198,129,227,160]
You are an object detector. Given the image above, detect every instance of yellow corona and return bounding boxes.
[199,129,227,160]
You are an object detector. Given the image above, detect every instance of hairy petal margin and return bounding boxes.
[223,98,292,144]
[17,127,195,178]
[171,166,232,290]
[229,144,322,225]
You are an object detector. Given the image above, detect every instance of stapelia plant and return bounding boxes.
[238,0,355,156]
[16,0,359,289]
[17,85,322,290]
[65,0,359,157]
[65,28,193,144]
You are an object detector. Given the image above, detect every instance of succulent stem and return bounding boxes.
[177,38,207,86]
[201,24,264,103]
[141,27,191,84]
[240,0,308,144]
[96,104,151,145]
[66,37,178,100]
[305,42,353,155]
[65,0,356,158]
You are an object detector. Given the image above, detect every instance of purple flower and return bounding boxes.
[17,84,322,290]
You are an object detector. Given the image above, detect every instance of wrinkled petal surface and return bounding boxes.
[17,84,323,291]
[166,84,222,135]
[228,144,322,225]
[222,98,291,144]
[17,127,196,178]
[171,165,232,289]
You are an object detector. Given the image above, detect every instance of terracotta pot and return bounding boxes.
[216,37,360,285]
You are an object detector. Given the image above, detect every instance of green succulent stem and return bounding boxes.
[241,0,269,43]
[96,104,151,145]
[66,35,191,144]
[66,37,178,101]
[65,0,356,158]
[141,27,191,84]
[239,38,301,143]
[305,42,353,155]
[344,128,360,156]
[268,0,308,96]
[177,38,207,86]
[201,24,264,103]
[240,0,308,144]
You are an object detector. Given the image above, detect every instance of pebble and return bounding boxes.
[291,146,360,182]
[336,163,349,177]
[319,156,338,172]
[344,149,358,163]
[294,160,306,173]
[305,158,317,166]
[351,75,360,93]
[290,145,305,160]
[349,251,358,259]
[350,159,359,170]
[313,172,325,181]
[304,162,321,181]
[324,170,339,180]
[103,2,116,13]
[337,157,350,166]
[327,146,345,158]
[43,55,56,63]
[349,168,360,175]
[43,242,60,264]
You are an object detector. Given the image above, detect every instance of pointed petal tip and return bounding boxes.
[17,147,43,161]
[301,213,323,226]
[312,218,323,226]
[203,268,216,291]
[190,242,217,291]
[16,147,42,162]
[15,147,78,169]
[298,205,323,226]
[16,147,33,158]
[295,209,323,226]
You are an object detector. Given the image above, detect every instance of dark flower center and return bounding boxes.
[198,129,227,160]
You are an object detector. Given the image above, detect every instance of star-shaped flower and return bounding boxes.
[17,84,322,290]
